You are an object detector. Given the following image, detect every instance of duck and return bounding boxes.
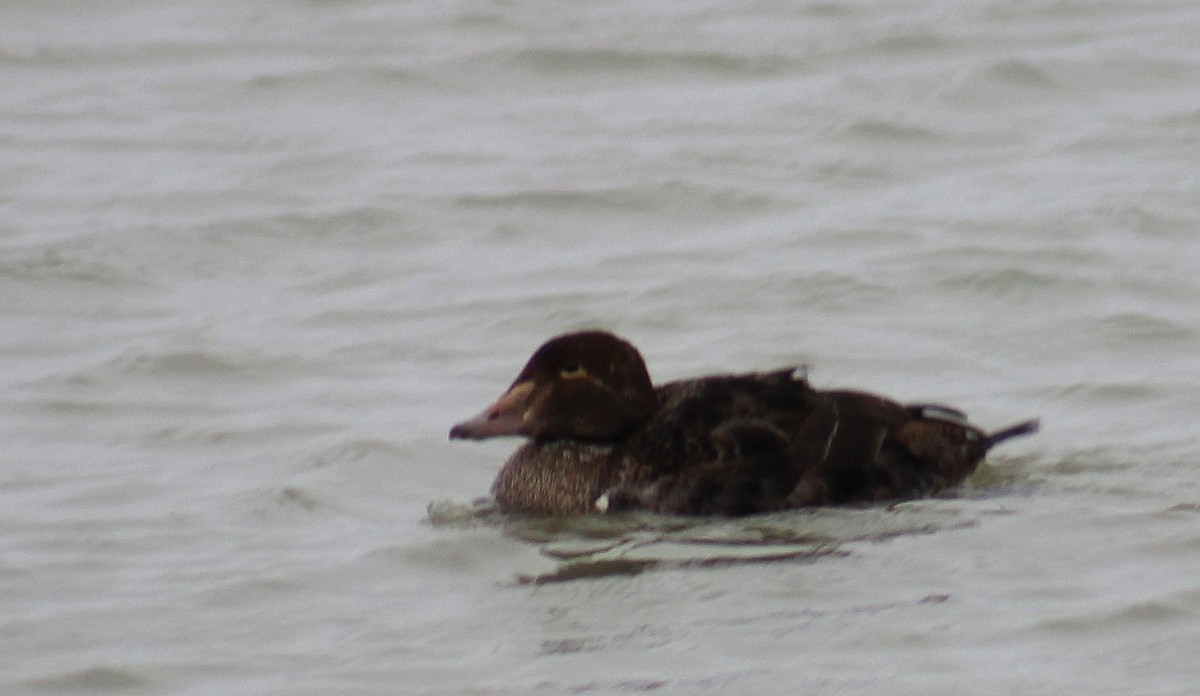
[449,330,1039,516]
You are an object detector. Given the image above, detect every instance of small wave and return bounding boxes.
[454,181,776,215]
[511,46,796,77]
[190,205,410,246]
[275,485,323,513]
[1037,595,1196,634]
[302,439,411,470]
[837,119,943,143]
[22,665,154,692]
[239,63,433,92]
[982,58,1058,89]
[140,421,334,448]
[62,348,303,385]
[868,31,952,55]
[1052,380,1162,403]
[0,247,149,288]
[110,350,252,377]
[455,187,659,212]
[1038,312,1198,358]
[937,265,1071,300]
[781,271,895,313]
[1156,107,1200,129]
[939,58,1059,105]
[21,347,304,397]
[1093,312,1195,342]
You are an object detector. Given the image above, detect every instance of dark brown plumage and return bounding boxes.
[449,330,1038,516]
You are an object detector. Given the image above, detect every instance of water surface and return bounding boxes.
[4,1,1200,694]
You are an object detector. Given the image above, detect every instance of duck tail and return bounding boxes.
[984,419,1040,450]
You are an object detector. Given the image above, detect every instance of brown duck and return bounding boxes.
[450,331,1038,516]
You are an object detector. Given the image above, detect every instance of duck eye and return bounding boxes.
[560,360,584,377]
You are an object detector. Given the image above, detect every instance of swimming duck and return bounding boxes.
[449,330,1038,516]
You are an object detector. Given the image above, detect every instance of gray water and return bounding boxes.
[4,1,1200,694]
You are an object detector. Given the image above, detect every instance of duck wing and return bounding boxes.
[602,370,838,515]
[788,390,913,505]
[601,378,1039,514]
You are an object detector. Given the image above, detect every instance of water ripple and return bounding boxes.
[22,665,154,693]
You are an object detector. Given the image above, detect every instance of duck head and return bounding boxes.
[449,330,657,441]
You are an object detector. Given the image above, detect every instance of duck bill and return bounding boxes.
[448,381,535,440]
